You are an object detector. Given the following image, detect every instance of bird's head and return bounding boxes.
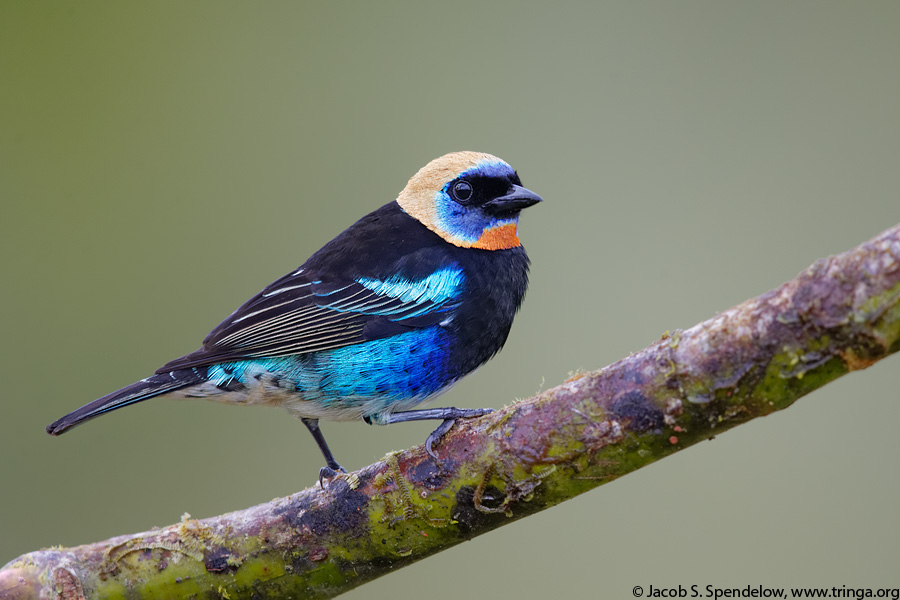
[397,151,542,250]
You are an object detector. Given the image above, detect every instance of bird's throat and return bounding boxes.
[471,222,521,250]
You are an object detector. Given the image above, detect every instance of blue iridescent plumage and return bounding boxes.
[47,151,542,480]
[356,265,463,309]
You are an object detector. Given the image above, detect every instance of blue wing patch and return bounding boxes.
[158,265,465,371]
[353,265,464,315]
[355,265,463,305]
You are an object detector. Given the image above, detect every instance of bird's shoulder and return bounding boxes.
[304,201,456,277]
[156,202,472,372]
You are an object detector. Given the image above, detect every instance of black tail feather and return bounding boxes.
[46,369,203,435]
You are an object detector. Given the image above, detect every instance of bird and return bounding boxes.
[47,151,542,482]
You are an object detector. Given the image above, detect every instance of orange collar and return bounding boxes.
[471,222,521,250]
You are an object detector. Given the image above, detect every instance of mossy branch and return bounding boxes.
[3,224,900,600]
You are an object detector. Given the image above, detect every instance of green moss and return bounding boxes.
[757,349,848,411]
[855,280,900,323]
[305,562,345,589]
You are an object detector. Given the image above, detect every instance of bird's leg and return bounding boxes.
[369,407,494,460]
[301,417,346,487]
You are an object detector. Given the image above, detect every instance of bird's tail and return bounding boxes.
[46,369,203,435]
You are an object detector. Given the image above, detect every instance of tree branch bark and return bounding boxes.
[3,224,900,600]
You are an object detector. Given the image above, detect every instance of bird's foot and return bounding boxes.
[424,408,494,460]
[425,419,456,460]
[318,464,347,489]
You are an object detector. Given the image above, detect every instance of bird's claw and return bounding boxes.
[425,418,456,460]
[318,464,347,488]
[425,408,495,461]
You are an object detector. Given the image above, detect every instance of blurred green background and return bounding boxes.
[3,2,899,597]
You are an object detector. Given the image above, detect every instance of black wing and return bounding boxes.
[157,264,463,372]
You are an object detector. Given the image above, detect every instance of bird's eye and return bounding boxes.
[449,180,474,204]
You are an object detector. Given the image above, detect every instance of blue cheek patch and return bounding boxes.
[434,189,518,245]
[433,159,521,245]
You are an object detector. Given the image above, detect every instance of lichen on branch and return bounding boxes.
[2,224,899,600]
